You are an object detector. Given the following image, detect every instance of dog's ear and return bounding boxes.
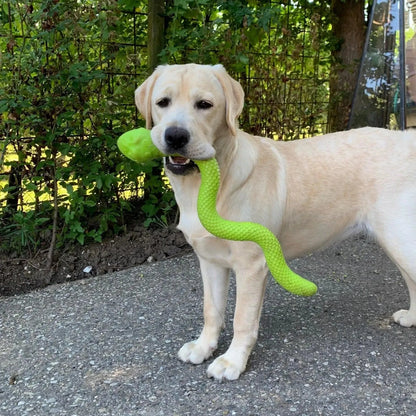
[135,66,165,129]
[212,64,245,136]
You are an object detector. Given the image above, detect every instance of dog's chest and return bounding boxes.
[169,173,237,266]
[168,173,205,236]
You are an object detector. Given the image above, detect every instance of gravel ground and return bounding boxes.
[1,235,416,416]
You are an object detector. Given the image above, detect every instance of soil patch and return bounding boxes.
[0,222,190,296]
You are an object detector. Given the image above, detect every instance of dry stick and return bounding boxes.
[46,149,58,279]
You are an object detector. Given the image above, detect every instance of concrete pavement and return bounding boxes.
[1,236,416,415]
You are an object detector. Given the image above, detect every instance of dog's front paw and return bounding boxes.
[178,340,216,365]
[393,309,416,327]
[207,354,246,381]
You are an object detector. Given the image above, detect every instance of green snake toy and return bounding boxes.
[117,128,317,297]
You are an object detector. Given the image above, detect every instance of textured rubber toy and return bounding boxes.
[118,128,164,162]
[195,159,317,296]
[117,128,317,296]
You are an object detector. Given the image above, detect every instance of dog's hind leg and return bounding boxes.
[392,266,416,327]
[178,258,230,364]
[371,205,416,327]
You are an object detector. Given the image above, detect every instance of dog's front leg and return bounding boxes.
[178,258,230,364]
[207,250,268,381]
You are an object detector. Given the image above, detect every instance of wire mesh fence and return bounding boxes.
[237,1,331,138]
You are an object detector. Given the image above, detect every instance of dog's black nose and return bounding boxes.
[165,126,190,150]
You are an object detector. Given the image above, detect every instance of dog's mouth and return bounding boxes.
[165,156,198,175]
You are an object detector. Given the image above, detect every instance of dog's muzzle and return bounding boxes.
[164,126,198,175]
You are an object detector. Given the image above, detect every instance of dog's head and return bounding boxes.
[135,64,244,174]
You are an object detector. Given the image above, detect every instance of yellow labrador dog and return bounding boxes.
[135,63,416,381]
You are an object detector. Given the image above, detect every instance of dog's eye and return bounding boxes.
[156,97,171,108]
[195,100,213,110]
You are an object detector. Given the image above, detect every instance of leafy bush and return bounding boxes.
[0,0,165,254]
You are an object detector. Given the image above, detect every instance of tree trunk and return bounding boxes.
[148,0,166,71]
[144,0,170,219]
[327,0,366,132]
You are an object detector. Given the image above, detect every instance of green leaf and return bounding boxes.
[76,234,85,245]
